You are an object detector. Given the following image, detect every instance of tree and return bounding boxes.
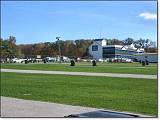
[135,38,153,49]
[20,44,33,57]
[1,36,157,59]
[123,38,134,45]
[0,36,21,59]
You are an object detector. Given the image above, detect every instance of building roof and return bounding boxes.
[103,45,123,48]
[102,45,145,52]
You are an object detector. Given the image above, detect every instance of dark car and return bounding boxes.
[65,110,146,118]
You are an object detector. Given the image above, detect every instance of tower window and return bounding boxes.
[92,45,98,51]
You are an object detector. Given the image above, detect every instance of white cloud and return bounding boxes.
[139,12,157,20]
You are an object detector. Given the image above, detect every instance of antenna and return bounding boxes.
[100,32,102,39]
[99,25,102,39]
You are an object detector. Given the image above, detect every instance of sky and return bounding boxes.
[1,1,157,44]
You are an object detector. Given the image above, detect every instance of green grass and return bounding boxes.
[1,72,157,116]
[1,62,157,75]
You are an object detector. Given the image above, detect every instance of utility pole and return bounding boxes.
[56,37,61,62]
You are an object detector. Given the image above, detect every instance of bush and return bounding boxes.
[146,60,149,65]
[70,60,75,66]
[142,61,145,66]
[92,60,96,66]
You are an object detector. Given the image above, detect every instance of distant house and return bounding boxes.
[89,39,144,60]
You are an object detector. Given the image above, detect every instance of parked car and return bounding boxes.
[46,57,56,62]
[121,58,133,63]
[65,110,142,118]
[11,58,26,63]
[98,59,104,62]
[62,56,70,62]
[125,59,133,63]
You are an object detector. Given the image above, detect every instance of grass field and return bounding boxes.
[1,62,157,75]
[1,72,157,116]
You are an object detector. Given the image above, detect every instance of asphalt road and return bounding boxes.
[1,96,98,117]
[1,96,151,117]
[1,69,157,79]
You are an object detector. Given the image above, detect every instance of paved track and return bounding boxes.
[1,69,157,79]
[1,96,151,117]
[1,96,98,117]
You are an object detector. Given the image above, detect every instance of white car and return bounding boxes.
[125,59,133,63]
[46,57,56,62]
[12,58,25,63]
[98,59,104,62]
[121,58,133,63]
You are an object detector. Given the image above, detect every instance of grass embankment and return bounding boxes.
[1,62,157,75]
[1,72,157,116]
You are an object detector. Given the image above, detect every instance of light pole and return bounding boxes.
[56,37,61,62]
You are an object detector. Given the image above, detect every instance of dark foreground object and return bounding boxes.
[70,60,75,66]
[142,61,145,66]
[65,110,140,118]
[24,60,28,64]
[92,60,96,66]
[146,60,149,65]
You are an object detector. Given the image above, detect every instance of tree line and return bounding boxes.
[0,36,157,59]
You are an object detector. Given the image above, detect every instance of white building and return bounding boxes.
[89,39,106,60]
[134,53,158,63]
[89,39,144,60]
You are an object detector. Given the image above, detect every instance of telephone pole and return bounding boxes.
[56,37,61,62]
